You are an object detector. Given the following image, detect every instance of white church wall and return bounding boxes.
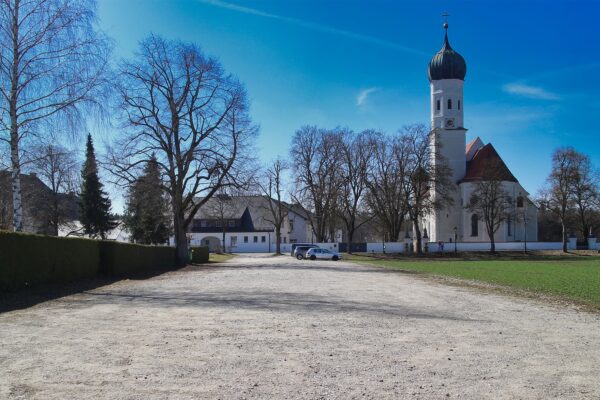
[426,241,563,252]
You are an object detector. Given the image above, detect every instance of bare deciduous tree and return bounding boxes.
[570,152,599,240]
[466,159,511,253]
[0,0,111,231]
[338,129,373,253]
[109,35,255,265]
[290,126,342,242]
[31,144,79,235]
[365,131,409,243]
[402,125,454,254]
[256,158,288,254]
[545,147,580,252]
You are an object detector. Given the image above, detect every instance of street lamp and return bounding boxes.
[453,226,457,254]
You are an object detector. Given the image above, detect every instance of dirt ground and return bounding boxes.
[1,254,600,399]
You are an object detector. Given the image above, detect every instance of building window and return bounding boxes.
[228,220,235,228]
[471,214,479,237]
[447,99,452,110]
[201,220,207,227]
[216,220,222,228]
[253,236,258,243]
[436,99,441,111]
[507,216,512,236]
[458,99,461,110]
[289,220,294,231]
[283,237,287,243]
[230,236,237,246]
[517,196,524,208]
[244,236,248,243]
[261,236,266,243]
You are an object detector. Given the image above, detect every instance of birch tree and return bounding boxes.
[0,0,111,231]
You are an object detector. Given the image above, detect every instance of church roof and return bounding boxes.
[428,24,467,82]
[461,143,518,183]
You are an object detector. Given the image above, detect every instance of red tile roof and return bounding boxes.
[461,143,518,183]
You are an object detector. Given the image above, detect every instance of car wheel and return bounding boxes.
[310,255,316,260]
[332,256,339,261]
[296,254,303,260]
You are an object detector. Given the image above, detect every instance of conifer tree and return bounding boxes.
[123,155,171,244]
[79,134,116,239]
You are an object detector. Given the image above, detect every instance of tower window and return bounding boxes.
[447,99,452,110]
[436,99,440,111]
[471,214,479,237]
[458,100,461,110]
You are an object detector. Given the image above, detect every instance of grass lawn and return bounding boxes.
[347,252,600,309]
[209,253,237,263]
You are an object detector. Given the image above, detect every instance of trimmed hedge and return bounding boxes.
[0,231,100,290]
[190,246,209,263]
[99,241,176,276]
[0,231,180,291]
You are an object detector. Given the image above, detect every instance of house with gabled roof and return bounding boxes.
[187,195,313,252]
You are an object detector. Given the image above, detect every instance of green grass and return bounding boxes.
[347,253,600,308]
[209,253,237,263]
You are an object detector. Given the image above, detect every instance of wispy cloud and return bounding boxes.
[196,0,428,57]
[502,83,560,100]
[356,87,378,106]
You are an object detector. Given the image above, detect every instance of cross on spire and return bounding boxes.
[442,12,449,30]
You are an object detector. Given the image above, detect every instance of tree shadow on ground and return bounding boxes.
[61,288,483,323]
[0,269,174,314]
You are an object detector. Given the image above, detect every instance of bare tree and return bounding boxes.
[0,0,111,232]
[109,35,255,265]
[338,129,373,253]
[290,126,342,242]
[31,143,79,235]
[256,158,288,254]
[570,151,599,240]
[466,159,511,253]
[545,147,580,252]
[365,131,409,242]
[403,125,454,254]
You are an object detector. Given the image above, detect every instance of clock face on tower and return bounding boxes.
[445,118,455,128]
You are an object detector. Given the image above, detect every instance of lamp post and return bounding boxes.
[454,226,457,254]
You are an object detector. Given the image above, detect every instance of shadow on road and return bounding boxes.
[0,269,173,314]
[64,288,481,322]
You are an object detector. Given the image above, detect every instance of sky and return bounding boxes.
[97,0,600,210]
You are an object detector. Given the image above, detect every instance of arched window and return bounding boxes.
[436,99,441,111]
[458,99,461,110]
[447,99,452,110]
[471,214,479,237]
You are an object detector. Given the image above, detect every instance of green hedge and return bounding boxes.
[0,231,178,291]
[99,241,176,276]
[0,231,100,290]
[190,246,209,263]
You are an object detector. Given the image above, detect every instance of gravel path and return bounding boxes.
[1,254,600,399]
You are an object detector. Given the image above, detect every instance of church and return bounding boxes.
[423,21,538,244]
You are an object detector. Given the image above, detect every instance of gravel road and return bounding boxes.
[1,254,600,399]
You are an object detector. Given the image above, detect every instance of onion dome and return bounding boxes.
[428,22,467,81]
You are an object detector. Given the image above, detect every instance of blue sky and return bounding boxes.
[98,0,600,206]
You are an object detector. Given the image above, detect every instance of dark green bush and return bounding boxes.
[190,246,209,263]
[99,241,176,276]
[0,231,100,290]
[0,231,178,291]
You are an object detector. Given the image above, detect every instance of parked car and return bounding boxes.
[294,245,319,260]
[305,247,341,261]
[290,243,316,256]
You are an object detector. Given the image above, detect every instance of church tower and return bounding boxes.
[427,18,467,242]
[428,19,467,183]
